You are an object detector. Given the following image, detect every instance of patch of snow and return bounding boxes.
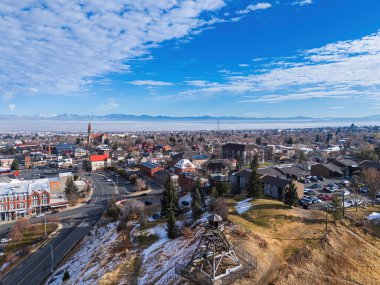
[368,212,380,220]
[48,222,120,285]
[142,224,170,258]
[138,225,204,285]
[235,198,253,214]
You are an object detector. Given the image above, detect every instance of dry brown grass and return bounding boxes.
[226,198,380,285]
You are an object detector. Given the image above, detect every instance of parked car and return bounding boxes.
[144,201,153,206]
[376,198,380,204]
[340,189,350,196]
[376,192,380,198]
[310,196,322,204]
[310,177,319,183]
[317,176,325,181]
[311,183,322,189]
[1,238,12,243]
[107,178,112,182]
[300,197,312,205]
[181,201,190,206]
[152,213,161,220]
[318,193,333,201]
[359,187,369,194]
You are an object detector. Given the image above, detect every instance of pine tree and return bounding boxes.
[216,181,231,197]
[191,188,203,219]
[315,134,320,143]
[65,177,79,205]
[250,154,259,170]
[161,179,178,215]
[330,196,343,223]
[283,182,299,208]
[166,211,177,239]
[211,187,219,199]
[247,156,263,198]
[11,159,19,171]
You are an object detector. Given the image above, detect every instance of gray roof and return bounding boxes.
[358,160,380,170]
[261,175,291,188]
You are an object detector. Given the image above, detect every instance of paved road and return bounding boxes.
[0,173,113,285]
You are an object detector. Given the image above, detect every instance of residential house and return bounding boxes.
[140,162,164,177]
[174,159,197,174]
[310,163,343,178]
[222,143,256,164]
[262,176,304,200]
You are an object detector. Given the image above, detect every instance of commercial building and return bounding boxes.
[89,154,111,171]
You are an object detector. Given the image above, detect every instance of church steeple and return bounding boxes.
[87,122,92,143]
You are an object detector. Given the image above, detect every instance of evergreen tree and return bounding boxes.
[330,196,343,223]
[65,177,79,205]
[191,188,203,219]
[283,183,299,208]
[166,211,177,239]
[315,134,320,143]
[11,159,19,171]
[247,156,263,198]
[250,154,259,170]
[286,137,294,145]
[161,179,178,215]
[255,137,262,145]
[211,187,219,199]
[216,181,231,197]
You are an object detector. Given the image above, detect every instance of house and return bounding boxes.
[202,159,232,175]
[174,159,197,174]
[310,163,343,178]
[0,158,13,169]
[89,154,111,171]
[140,162,164,177]
[332,158,358,177]
[178,172,208,192]
[222,143,256,164]
[230,170,251,193]
[262,176,304,200]
[358,160,380,171]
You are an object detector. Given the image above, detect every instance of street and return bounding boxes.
[0,173,113,285]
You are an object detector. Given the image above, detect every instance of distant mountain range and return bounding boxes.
[0,113,380,122]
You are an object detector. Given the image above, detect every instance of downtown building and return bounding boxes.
[0,178,52,221]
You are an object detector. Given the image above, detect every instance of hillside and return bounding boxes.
[49,199,380,285]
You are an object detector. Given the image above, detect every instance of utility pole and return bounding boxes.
[325,206,328,237]
[342,191,345,218]
[44,215,47,238]
[50,244,54,275]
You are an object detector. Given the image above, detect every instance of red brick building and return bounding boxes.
[140,162,164,177]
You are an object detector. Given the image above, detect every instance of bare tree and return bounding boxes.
[213,198,229,221]
[361,168,380,206]
[135,178,147,191]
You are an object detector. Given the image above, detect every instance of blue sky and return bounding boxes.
[1,0,380,118]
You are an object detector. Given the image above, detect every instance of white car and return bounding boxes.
[107,179,112,182]
[36,213,45,218]
[341,190,350,196]
[1,238,12,243]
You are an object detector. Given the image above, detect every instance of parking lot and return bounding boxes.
[301,177,373,210]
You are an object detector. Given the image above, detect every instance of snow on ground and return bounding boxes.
[235,198,253,214]
[368,212,380,220]
[49,222,120,285]
[138,225,203,285]
[142,224,170,258]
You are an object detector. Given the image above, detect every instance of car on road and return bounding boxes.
[107,179,112,182]
[1,238,12,243]
[144,201,153,206]
[36,213,45,218]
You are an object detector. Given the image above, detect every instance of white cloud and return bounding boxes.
[0,0,226,96]
[185,31,380,103]
[237,3,272,15]
[238,64,250,67]
[292,0,313,6]
[99,99,119,112]
[8,104,16,111]
[129,80,174,86]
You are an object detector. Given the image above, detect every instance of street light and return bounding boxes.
[50,244,54,275]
